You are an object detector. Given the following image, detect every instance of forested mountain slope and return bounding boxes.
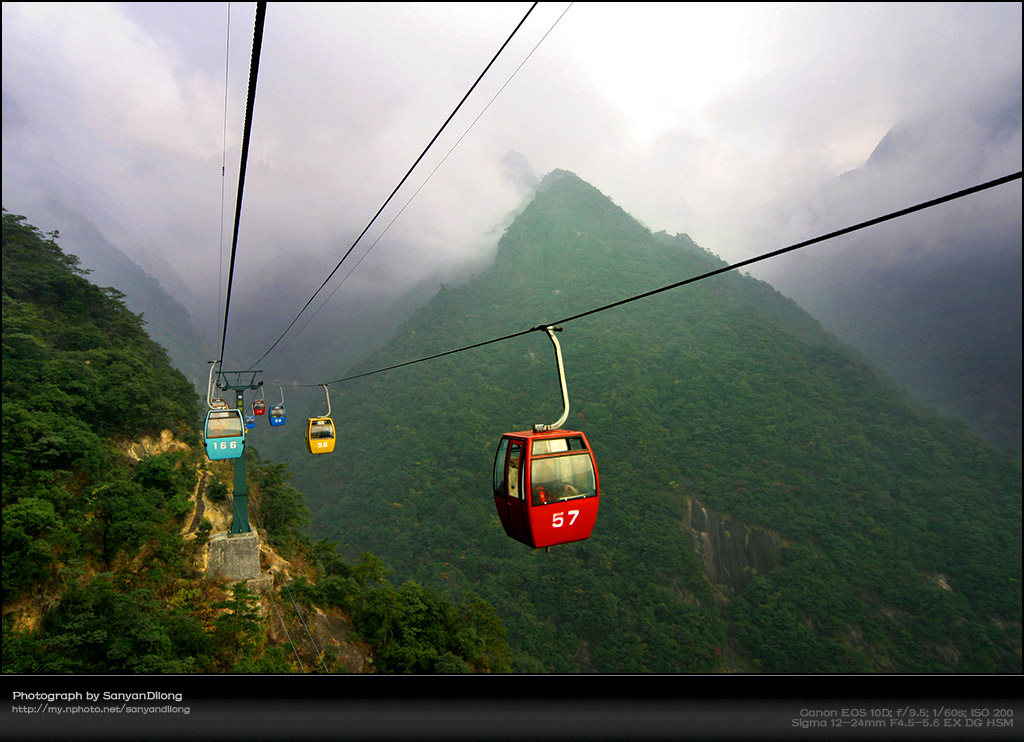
[2,209,207,666]
[282,171,1021,673]
[2,210,508,674]
[19,201,213,388]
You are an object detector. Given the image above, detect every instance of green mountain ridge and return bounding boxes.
[272,170,1022,673]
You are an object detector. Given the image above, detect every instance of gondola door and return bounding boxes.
[493,436,528,543]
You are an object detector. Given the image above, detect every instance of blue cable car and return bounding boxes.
[269,385,287,427]
[245,415,256,430]
[204,408,245,460]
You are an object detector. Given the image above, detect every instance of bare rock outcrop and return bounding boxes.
[685,497,787,604]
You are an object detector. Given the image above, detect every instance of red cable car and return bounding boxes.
[493,429,599,548]
[492,326,599,548]
[252,385,266,416]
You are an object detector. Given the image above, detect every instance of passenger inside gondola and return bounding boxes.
[532,481,582,505]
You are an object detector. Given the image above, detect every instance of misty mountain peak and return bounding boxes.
[502,151,538,192]
[537,168,581,190]
[494,170,653,272]
[864,124,914,168]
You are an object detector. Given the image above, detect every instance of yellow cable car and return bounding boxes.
[307,417,336,454]
[307,385,336,454]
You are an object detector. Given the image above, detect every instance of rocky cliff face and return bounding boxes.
[685,497,787,603]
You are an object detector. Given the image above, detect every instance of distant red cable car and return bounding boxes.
[492,326,599,548]
[253,386,266,416]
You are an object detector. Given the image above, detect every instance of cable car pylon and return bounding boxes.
[492,327,600,549]
[205,365,263,534]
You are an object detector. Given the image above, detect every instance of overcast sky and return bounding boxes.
[3,2,1021,365]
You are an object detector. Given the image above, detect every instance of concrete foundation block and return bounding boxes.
[208,531,262,581]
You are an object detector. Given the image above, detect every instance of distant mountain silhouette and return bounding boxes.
[761,113,1022,453]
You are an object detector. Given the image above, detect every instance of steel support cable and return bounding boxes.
[246,2,541,370]
[290,170,1021,388]
[248,508,315,673]
[267,590,306,673]
[550,171,1023,327]
[261,3,574,366]
[283,582,330,673]
[218,1,267,364]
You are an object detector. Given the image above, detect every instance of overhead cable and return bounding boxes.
[246,2,541,370]
[267,591,306,673]
[282,581,330,673]
[294,170,1021,388]
[551,171,1023,327]
[218,1,267,364]
[216,2,232,356]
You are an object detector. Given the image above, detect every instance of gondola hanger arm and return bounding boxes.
[534,326,569,433]
[206,360,220,410]
[322,384,332,418]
